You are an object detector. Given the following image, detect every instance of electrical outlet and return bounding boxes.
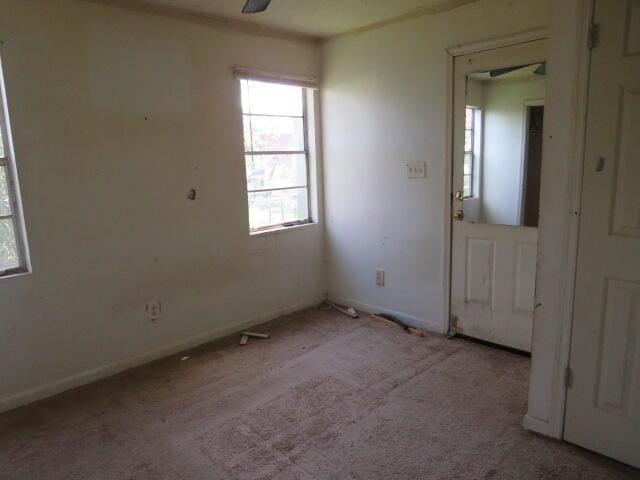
[146,301,161,322]
[406,161,427,178]
[376,269,385,286]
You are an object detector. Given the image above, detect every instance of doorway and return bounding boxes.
[449,40,546,353]
[521,104,544,227]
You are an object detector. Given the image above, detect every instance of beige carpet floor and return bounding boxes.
[1,307,638,479]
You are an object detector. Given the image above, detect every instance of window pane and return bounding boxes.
[0,165,11,216]
[246,154,307,191]
[243,115,252,152]
[0,136,4,158]
[465,107,473,129]
[463,175,471,198]
[246,115,304,152]
[0,218,19,271]
[465,129,473,152]
[248,187,308,230]
[464,153,472,175]
[243,80,303,117]
[240,79,250,113]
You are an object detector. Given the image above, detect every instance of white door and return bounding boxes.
[450,41,546,352]
[564,0,640,468]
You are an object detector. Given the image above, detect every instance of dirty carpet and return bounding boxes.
[1,307,638,479]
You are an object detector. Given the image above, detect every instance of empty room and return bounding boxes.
[1,0,639,478]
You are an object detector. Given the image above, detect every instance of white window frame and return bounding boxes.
[463,106,476,199]
[0,57,29,277]
[239,77,313,233]
[464,106,482,200]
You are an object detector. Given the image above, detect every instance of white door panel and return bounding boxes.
[451,225,538,352]
[564,0,640,468]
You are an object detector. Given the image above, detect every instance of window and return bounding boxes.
[240,78,311,232]
[464,106,481,199]
[0,64,27,276]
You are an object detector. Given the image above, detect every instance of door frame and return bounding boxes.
[518,99,545,225]
[443,27,548,338]
[522,0,594,439]
[443,8,594,439]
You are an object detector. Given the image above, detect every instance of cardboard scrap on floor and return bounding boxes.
[325,301,359,318]
[371,313,425,337]
[238,331,270,346]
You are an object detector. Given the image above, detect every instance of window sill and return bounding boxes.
[0,269,31,281]
[250,222,318,238]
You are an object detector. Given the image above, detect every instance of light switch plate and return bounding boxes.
[406,161,426,178]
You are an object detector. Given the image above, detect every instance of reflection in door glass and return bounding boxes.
[463,63,545,226]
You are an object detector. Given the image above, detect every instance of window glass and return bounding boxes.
[241,80,303,117]
[465,108,473,129]
[0,218,19,271]
[245,154,307,191]
[464,129,473,152]
[463,106,478,198]
[243,115,304,152]
[463,153,472,176]
[240,79,310,231]
[248,188,309,231]
[0,165,11,216]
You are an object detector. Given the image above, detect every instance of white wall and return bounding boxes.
[481,77,545,225]
[321,0,548,332]
[0,0,323,410]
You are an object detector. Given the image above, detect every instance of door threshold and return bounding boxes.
[453,333,531,358]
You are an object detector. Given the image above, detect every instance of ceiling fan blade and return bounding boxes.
[242,0,271,14]
[489,65,527,78]
[534,62,546,75]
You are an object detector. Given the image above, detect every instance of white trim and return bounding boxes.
[234,67,319,88]
[241,79,313,232]
[447,27,548,57]
[525,0,594,440]
[0,294,326,413]
[523,414,555,436]
[328,294,446,334]
[443,51,454,334]
[249,221,318,238]
[0,52,30,276]
[548,0,594,440]
[306,88,324,227]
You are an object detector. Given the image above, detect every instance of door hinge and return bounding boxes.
[587,23,599,50]
[564,366,574,389]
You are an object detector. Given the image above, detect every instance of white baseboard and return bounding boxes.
[328,294,446,334]
[522,414,559,439]
[0,294,326,413]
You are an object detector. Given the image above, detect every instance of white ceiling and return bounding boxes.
[131,0,468,38]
